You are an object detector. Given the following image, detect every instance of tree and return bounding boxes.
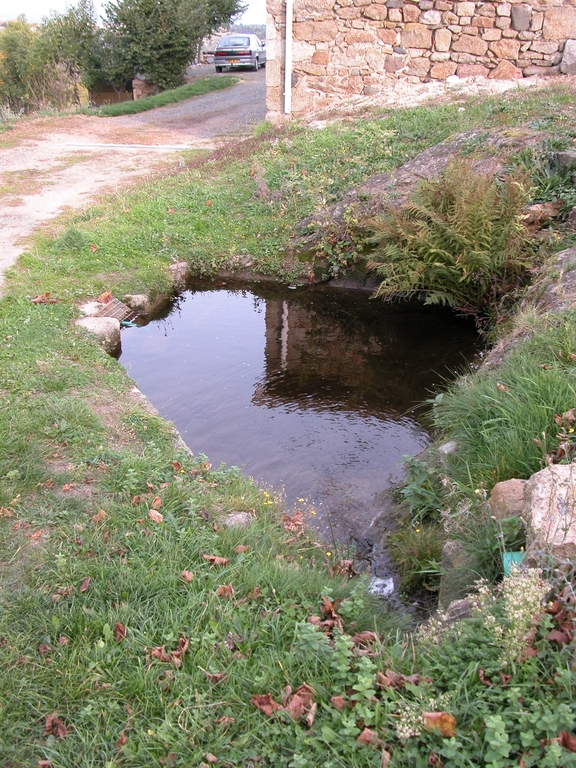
[101,0,246,91]
[0,17,36,111]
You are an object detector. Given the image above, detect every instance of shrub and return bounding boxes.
[366,161,532,324]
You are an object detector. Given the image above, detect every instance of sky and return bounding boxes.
[0,0,266,25]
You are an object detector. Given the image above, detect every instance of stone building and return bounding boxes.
[265,0,576,118]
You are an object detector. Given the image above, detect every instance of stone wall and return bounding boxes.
[266,0,576,117]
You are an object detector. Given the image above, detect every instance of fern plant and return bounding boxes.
[366,161,532,323]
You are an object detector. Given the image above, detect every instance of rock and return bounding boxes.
[523,464,576,560]
[567,207,576,233]
[78,300,104,317]
[489,38,521,59]
[536,247,576,313]
[489,479,526,521]
[368,576,395,597]
[434,27,452,52]
[489,59,523,79]
[124,294,153,314]
[554,151,576,173]
[439,539,475,609]
[510,5,531,32]
[561,39,576,75]
[75,317,121,356]
[222,511,253,528]
[452,34,489,56]
[543,8,576,41]
[444,597,474,623]
[438,439,458,456]
[169,260,189,290]
[401,23,432,49]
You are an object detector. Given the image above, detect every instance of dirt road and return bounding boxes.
[0,69,266,290]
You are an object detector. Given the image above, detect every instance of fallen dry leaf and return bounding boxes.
[381,749,392,767]
[282,511,303,532]
[151,496,163,510]
[148,510,164,524]
[114,623,127,642]
[357,728,380,747]
[250,693,282,716]
[61,483,76,492]
[234,544,250,554]
[351,631,378,645]
[496,383,510,394]
[150,635,189,667]
[180,570,194,582]
[38,644,51,656]
[216,584,235,598]
[558,731,576,752]
[170,460,182,471]
[146,481,155,490]
[547,629,571,645]
[247,587,261,600]
[204,554,229,567]
[331,695,346,711]
[204,754,217,764]
[422,712,457,738]
[32,293,58,305]
[204,671,228,684]
[92,509,107,524]
[283,684,316,724]
[215,716,235,727]
[43,712,70,740]
[97,290,112,303]
[79,577,91,593]
[116,731,128,748]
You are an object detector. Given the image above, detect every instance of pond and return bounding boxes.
[120,281,479,576]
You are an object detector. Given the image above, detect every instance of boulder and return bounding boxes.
[169,260,189,290]
[222,511,253,528]
[561,40,576,75]
[124,294,153,314]
[523,463,576,560]
[489,59,522,79]
[489,479,526,521]
[75,317,121,356]
[439,539,475,609]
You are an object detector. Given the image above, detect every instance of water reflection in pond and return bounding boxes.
[120,282,479,555]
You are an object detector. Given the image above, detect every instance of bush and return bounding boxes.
[366,161,532,324]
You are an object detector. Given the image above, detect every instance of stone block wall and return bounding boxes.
[266,0,576,118]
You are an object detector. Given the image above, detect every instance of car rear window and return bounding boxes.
[218,36,251,47]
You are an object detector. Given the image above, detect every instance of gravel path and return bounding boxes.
[0,70,266,291]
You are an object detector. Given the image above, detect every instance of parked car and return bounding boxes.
[214,34,266,72]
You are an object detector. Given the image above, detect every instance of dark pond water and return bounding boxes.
[120,282,478,574]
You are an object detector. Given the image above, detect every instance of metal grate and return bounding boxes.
[94,298,138,324]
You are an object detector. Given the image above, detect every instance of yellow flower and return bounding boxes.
[326,551,332,557]
[415,528,421,533]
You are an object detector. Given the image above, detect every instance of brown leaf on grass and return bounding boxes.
[204,554,229,567]
[251,693,283,716]
[234,544,250,554]
[132,495,142,505]
[204,671,228,684]
[204,754,218,764]
[496,383,510,393]
[114,623,127,642]
[38,644,51,656]
[62,483,76,492]
[170,460,182,471]
[146,481,155,490]
[478,668,493,687]
[215,716,235,727]
[180,570,194,582]
[320,596,341,618]
[351,631,378,645]
[116,731,128,749]
[381,749,392,767]
[428,753,443,767]
[331,695,347,711]
[79,577,91,593]
[216,584,235,598]
[247,587,261,600]
[92,509,107,524]
[32,293,58,305]
[283,684,316,724]
[151,496,163,510]
[422,712,457,738]
[520,646,538,662]
[58,635,68,645]
[357,728,380,747]
[148,510,164,524]
[558,731,576,752]
[97,291,113,303]
[150,635,189,667]
[377,670,419,689]
[499,672,512,686]
[282,511,304,533]
[37,761,52,767]
[547,629,571,645]
[43,712,70,740]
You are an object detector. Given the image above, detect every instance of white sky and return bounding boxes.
[0,0,266,25]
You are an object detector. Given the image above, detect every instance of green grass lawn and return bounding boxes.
[1,85,576,767]
[97,76,239,117]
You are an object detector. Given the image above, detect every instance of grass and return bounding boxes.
[98,76,238,117]
[1,84,576,766]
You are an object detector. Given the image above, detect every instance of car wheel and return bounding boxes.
[253,57,259,71]
[215,66,223,73]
